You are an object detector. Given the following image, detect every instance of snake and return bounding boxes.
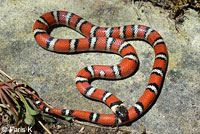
[32,11,168,126]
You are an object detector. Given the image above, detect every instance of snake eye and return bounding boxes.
[116,105,128,121]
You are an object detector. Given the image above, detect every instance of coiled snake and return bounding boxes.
[31,11,168,126]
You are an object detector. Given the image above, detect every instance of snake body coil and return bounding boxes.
[32,11,168,126]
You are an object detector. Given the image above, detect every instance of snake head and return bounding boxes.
[115,105,128,122]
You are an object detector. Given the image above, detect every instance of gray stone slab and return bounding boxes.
[0,0,199,133]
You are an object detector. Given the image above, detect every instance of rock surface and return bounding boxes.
[0,0,199,133]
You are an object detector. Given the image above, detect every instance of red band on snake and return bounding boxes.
[32,11,168,126]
